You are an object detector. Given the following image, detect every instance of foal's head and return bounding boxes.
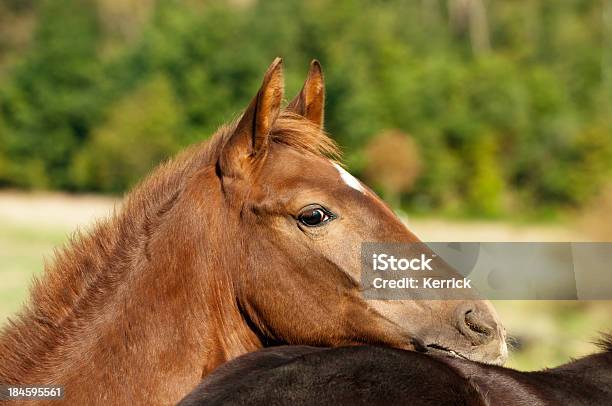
[194,59,506,364]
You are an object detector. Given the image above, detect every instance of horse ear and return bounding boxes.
[287,60,325,128]
[219,57,284,178]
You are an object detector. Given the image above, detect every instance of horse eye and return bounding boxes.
[298,206,335,227]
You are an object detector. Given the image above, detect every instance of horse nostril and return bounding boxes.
[463,309,493,338]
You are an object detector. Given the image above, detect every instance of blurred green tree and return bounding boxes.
[0,0,103,189]
[0,0,609,217]
[71,75,182,193]
[363,130,422,207]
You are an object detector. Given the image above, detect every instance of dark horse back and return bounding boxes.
[178,346,486,406]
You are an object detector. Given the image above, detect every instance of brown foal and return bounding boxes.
[0,59,507,405]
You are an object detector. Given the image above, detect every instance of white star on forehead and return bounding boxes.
[332,162,366,194]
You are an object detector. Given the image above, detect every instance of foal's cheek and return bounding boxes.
[310,227,363,281]
[261,212,361,283]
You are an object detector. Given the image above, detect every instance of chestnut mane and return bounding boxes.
[0,111,338,382]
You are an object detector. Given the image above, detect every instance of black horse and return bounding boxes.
[178,335,612,406]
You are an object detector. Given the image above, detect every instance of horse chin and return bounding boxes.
[424,341,507,366]
[425,344,469,359]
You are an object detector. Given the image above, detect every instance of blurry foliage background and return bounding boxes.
[0,0,611,218]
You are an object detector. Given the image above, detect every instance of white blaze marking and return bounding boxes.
[333,162,366,193]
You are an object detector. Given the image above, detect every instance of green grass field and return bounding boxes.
[0,221,68,322]
[1,193,610,371]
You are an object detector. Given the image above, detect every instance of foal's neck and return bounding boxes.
[0,205,203,382]
[0,161,261,402]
